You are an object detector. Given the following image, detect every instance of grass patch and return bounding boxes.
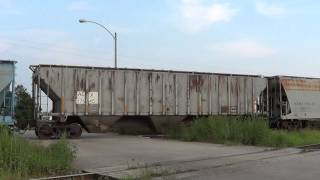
[267,130,320,147]
[0,125,76,179]
[167,116,320,147]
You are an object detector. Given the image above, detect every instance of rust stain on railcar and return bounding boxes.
[76,75,86,90]
[108,75,112,91]
[156,74,161,82]
[233,78,240,114]
[81,79,85,89]
[221,106,229,113]
[189,75,204,92]
[86,104,89,113]
[189,75,197,90]
[221,106,238,114]
[75,76,79,89]
[169,84,173,93]
[148,73,152,81]
[282,79,320,91]
[160,105,170,113]
[61,96,64,113]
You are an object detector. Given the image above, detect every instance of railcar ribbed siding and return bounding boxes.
[33,65,268,119]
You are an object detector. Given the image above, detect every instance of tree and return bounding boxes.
[15,85,33,129]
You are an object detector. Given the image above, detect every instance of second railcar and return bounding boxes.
[268,76,320,128]
[31,65,269,138]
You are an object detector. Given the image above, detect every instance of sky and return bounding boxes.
[1,0,320,90]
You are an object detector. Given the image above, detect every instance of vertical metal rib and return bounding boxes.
[218,76,221,114]
[149,73,153,115]
[111,71,114,115]
[175,74,178,115]
[85,69,88,115]
[208,75,212,115]
[73,69,76,114]
[124,71,127,115]
[187,74,190,114]
[162,73,165,115]
[267,79,269,116]
[98,70,102,115]
[46,66,50,114]
[227,76,230,114]
[136,71,139,115]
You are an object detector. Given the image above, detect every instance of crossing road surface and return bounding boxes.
[24,132,320,179]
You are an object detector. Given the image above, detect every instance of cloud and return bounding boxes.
[212,40,276,59]
[68,1,91,11]
[179,0,237,32]
[256,2,286,17]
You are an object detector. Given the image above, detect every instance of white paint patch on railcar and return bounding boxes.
[88,92,99,104]
[76,91,85,105]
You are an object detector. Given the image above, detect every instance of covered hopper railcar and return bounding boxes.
[30,65,269,138]
[268,76,320,128]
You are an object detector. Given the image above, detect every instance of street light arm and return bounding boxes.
[84,20,115,39]
[79,19,118,68]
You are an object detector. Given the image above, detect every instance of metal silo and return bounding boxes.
[0,60,16,127]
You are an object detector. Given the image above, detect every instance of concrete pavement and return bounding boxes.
[24,131,320,179]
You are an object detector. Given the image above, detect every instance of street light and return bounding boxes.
[79,19,118,68]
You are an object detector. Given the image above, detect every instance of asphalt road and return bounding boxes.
[24,131,320,179]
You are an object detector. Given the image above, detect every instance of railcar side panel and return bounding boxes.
[281,77,320,120]
[32,65,269,132]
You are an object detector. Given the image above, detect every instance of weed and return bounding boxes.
[167,116,320,147]
[0,125,76,179]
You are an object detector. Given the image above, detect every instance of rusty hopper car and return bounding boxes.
[268,76,320,128]
[30,65,269,138]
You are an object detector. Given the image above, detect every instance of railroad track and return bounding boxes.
[29,172,109,180]
[32,144,320,180]
[298,143,320,152]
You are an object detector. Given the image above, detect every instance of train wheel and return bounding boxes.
[68,123,82,138]
[37,124,53,139]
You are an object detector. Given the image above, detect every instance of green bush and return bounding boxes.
[0,125,76,179]
[168,116,320,147]
[266,130,320,147]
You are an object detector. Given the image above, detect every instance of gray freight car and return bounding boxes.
[268,76,320,128]
[30,65,269,138]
